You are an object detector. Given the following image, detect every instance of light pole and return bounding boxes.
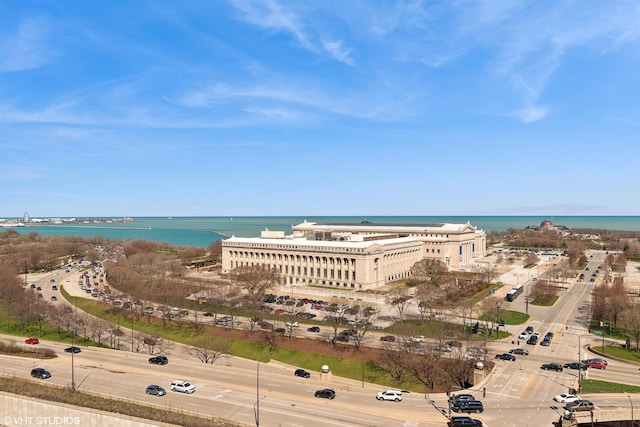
[563,331,590,392]
[254,352,272,427]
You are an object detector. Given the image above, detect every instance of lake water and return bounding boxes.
[10,216,640,248]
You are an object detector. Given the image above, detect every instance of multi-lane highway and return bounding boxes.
[5,250,640,426]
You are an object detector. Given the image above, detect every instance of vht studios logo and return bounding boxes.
[3,416,81,425]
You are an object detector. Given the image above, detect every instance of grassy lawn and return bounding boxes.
[531,295,559,306]
[480,310,529,325]
[581,379,640,393]
[598,345,640,363]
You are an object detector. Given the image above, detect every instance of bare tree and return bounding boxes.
[388,288,412,321]
[224,265,281,308]
[186,336,231,364]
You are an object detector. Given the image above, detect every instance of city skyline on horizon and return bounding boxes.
[2,1,640,217]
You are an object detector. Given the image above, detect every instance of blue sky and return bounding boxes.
[1,1,639,218]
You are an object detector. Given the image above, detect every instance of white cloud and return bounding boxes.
[0,17,57,72]
[322,40,354,65]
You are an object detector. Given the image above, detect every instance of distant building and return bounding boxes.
[221,221,486,291]
[525,220,570,233]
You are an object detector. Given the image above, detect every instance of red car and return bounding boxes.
[25,337,39,345]
[586,360,606,369]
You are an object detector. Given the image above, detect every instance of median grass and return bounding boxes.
[581,379,640,393]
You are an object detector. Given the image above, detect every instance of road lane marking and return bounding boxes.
[520,372,537,399]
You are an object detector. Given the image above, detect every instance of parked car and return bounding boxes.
[540,338,551,347]
[447,416,483,427]
[452,400,484,414]
[525,326,534,334]
[307,326,320,333]
[51,296,57,301]
[170,380,196,394]
[380,335,396,342]
[495,353,516,361]
[509,348,529,355]
[564,362,588,371]
[145,385,166,396]
[64,346,81,353]
[554,393,581,403]
[30,368,51,379]
[518,331,528,340]
[375,390,403,401]
[294,369,311,378]
[526,335,538,345]
[148,356,168,365]
[25,337,39,345]
[314,388,336,399]
[541,363,563,372]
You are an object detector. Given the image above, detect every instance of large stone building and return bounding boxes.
[221,221,486,291]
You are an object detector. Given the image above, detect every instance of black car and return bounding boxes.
[64,346,81,353]
[274,327,286,334]
[541,363,563,372]
[380,335,396,342]
[314,388,336,399]
[448,416,483,427]
[525,326,534,334]
[495,353,516,361]
[509,348,529,355]
[294,368,311,378]
[452,400,484,414]
[31,368,51,379]
[307,326,320,333]
[148,355,168,365]
[203,312,214,317]
[449,393,475,404]
[540,338,550,347]
[526,335,538,345]
[564,362,588,370]
[145,385,166,396]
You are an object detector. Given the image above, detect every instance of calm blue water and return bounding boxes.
[10,216,640,248]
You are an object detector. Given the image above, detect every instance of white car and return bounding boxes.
[411,335,425,343]
[376,390,403,401]
[286,321,299,327]
[553,393,580,403]
[518,331,528,340]
[170,380,196,394]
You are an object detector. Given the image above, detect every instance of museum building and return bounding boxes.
[221,221,486,291]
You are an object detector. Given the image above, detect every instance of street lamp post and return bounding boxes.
[254,352,272,427]
[564,331,590,392]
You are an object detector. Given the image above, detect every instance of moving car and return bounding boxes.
[30,368,51,379]
[307,326,320,333]
[294,369,311,378]
[554,393,581,403]
[509,348,529,355]
[64,346,81,353]
[495,353,516,361]
[584,358,607,366]
[148,356,168,365]
[25,337,39,345]
[541,363,563,372]
[447,417,484,427]
[586,360,606,369]
[375,390,403,401]
[145,385,166,396]
[170,380,196,394]
[449,394,476,404]
[452,400,484,414]
[314,388,336,399]
[411,335,425,343]
[564,400,595,419]
[380,335,396,342]
[564,362,588,370]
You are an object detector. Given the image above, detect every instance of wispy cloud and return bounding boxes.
[0,16,57,72]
